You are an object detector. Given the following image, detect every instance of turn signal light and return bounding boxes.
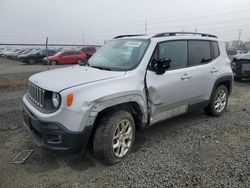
[67,94,74,107]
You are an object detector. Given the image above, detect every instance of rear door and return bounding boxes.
[59,52,71,64]
[185,40,215,101]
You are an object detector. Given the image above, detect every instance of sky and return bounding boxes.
[0,0,250,45]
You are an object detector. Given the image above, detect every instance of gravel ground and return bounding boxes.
[0,81,250,188]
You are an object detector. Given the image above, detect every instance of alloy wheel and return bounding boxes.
[214,88,227,113]
[112,119,133,158]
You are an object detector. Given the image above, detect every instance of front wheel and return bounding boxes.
[93,111,135,165]
[205,85,228,117]
[50,60,57,65]
[76,59,82,64]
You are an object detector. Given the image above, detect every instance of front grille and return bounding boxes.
[27,82,45,108]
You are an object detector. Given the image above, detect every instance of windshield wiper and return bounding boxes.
[91,66,111,71]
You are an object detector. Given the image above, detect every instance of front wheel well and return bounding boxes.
[93,102,144,131]
[87,102,144,150]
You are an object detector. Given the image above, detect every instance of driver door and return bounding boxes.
[146,40,196,124]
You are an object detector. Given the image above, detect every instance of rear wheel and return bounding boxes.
[234,76,241,81]
[28,58,35,65]
[93,111,135,165]
[205,85,228,117]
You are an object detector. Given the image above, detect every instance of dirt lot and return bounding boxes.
[0,58,69,90]
[0,58,250,187]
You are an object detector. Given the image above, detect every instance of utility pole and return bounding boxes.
[237,29,242,49]
[145,19,147,35]
[45,37,49,70]
[82,32,85,46]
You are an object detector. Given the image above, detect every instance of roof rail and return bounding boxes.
[152,32,217,38]
[113,34,146,39]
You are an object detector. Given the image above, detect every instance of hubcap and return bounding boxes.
[214,89,227,113]
[112,119,133,158]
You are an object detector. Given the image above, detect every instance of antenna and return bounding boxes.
[194,27,197,35]
[45,37,49,70]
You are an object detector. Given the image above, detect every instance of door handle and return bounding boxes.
[211,67,219,73]
[181,73,192,80]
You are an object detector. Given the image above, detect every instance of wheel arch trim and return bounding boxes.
[84,94,148,128]
[210,75,233,102]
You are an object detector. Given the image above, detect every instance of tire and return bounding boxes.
[50,60,57,65]
[93,111,135,165]
[76,59,82,64]
[43,61,49,65]
[28,58,35,65]
[234,76,241,82]
[205,85,228,117]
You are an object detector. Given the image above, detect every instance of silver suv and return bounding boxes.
[23,32,233,164]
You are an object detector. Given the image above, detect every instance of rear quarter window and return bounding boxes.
[211,41,220,59]
[188,40,212,66]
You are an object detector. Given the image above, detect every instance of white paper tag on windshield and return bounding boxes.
[125,41,142,47]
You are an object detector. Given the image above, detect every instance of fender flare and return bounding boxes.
[83,94,148,128]
[209,75,233,102]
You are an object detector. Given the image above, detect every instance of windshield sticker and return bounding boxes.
[125,41,142,47]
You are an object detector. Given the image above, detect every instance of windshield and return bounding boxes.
[30,49,42,55]
[88,39,150,71]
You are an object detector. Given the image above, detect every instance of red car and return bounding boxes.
[79,46,100,59]
[44,50,87,65]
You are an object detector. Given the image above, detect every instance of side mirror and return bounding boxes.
[150,58,171,74]
[78,60,89,66]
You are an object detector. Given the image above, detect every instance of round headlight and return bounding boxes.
[52,92,60,108]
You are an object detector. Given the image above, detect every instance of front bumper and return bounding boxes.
[22,104,92,153]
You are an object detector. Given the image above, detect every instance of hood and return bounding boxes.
[234,53,250,60]
[29,65,126,92]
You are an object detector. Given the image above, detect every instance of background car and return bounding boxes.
[79,46,100,59]
[44,50,87,65]
[19,49,57,64]
[232,52,250,81]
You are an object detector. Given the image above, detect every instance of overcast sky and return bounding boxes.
[0,0,250,45]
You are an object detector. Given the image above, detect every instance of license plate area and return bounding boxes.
[242,64,250,72]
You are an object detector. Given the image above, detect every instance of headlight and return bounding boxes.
[52,92,60,108]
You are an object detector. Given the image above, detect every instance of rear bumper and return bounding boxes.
[22,104,92,153]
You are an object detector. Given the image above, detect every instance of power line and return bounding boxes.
[84,2,250,36]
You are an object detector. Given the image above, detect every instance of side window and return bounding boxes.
[73,51,80,55]
[61,52,69,56]
[158,41,187,70]
[188,41,212,66]
[211,41,220,59]
[48,50,56,56]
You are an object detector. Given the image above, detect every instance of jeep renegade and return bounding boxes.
[23,32,233,164]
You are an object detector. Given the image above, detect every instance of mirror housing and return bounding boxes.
[78,60,89,66]
[150,58,171,74]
